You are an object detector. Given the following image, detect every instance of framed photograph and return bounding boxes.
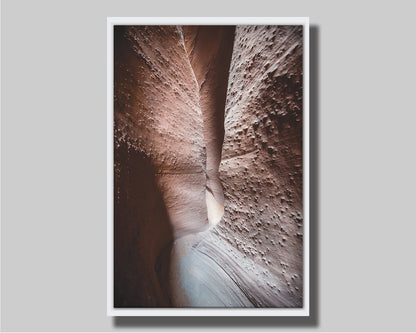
[107,17,309,316]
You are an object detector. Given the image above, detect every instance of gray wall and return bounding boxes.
[2,0,416,331]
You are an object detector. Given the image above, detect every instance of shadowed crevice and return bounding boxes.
[113,132,173,307]
[183,26,235,225]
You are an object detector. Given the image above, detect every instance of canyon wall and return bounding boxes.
[218,25,304,306]
[113,26,209,307]
[114,25,304,308]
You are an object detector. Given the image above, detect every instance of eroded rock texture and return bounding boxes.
[114,26,209,307]
[114,25,303,308]
[218,25,303,306]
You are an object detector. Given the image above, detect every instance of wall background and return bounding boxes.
[2,0,416,331]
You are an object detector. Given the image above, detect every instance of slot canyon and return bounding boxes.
[114,24,303,307]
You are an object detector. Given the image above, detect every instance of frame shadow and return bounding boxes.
[113,24,320,329]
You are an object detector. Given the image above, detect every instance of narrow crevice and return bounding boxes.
[183,26,235,227]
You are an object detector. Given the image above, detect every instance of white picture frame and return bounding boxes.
[107,17,310,317]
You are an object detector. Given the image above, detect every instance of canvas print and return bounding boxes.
[111,22,306,310]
